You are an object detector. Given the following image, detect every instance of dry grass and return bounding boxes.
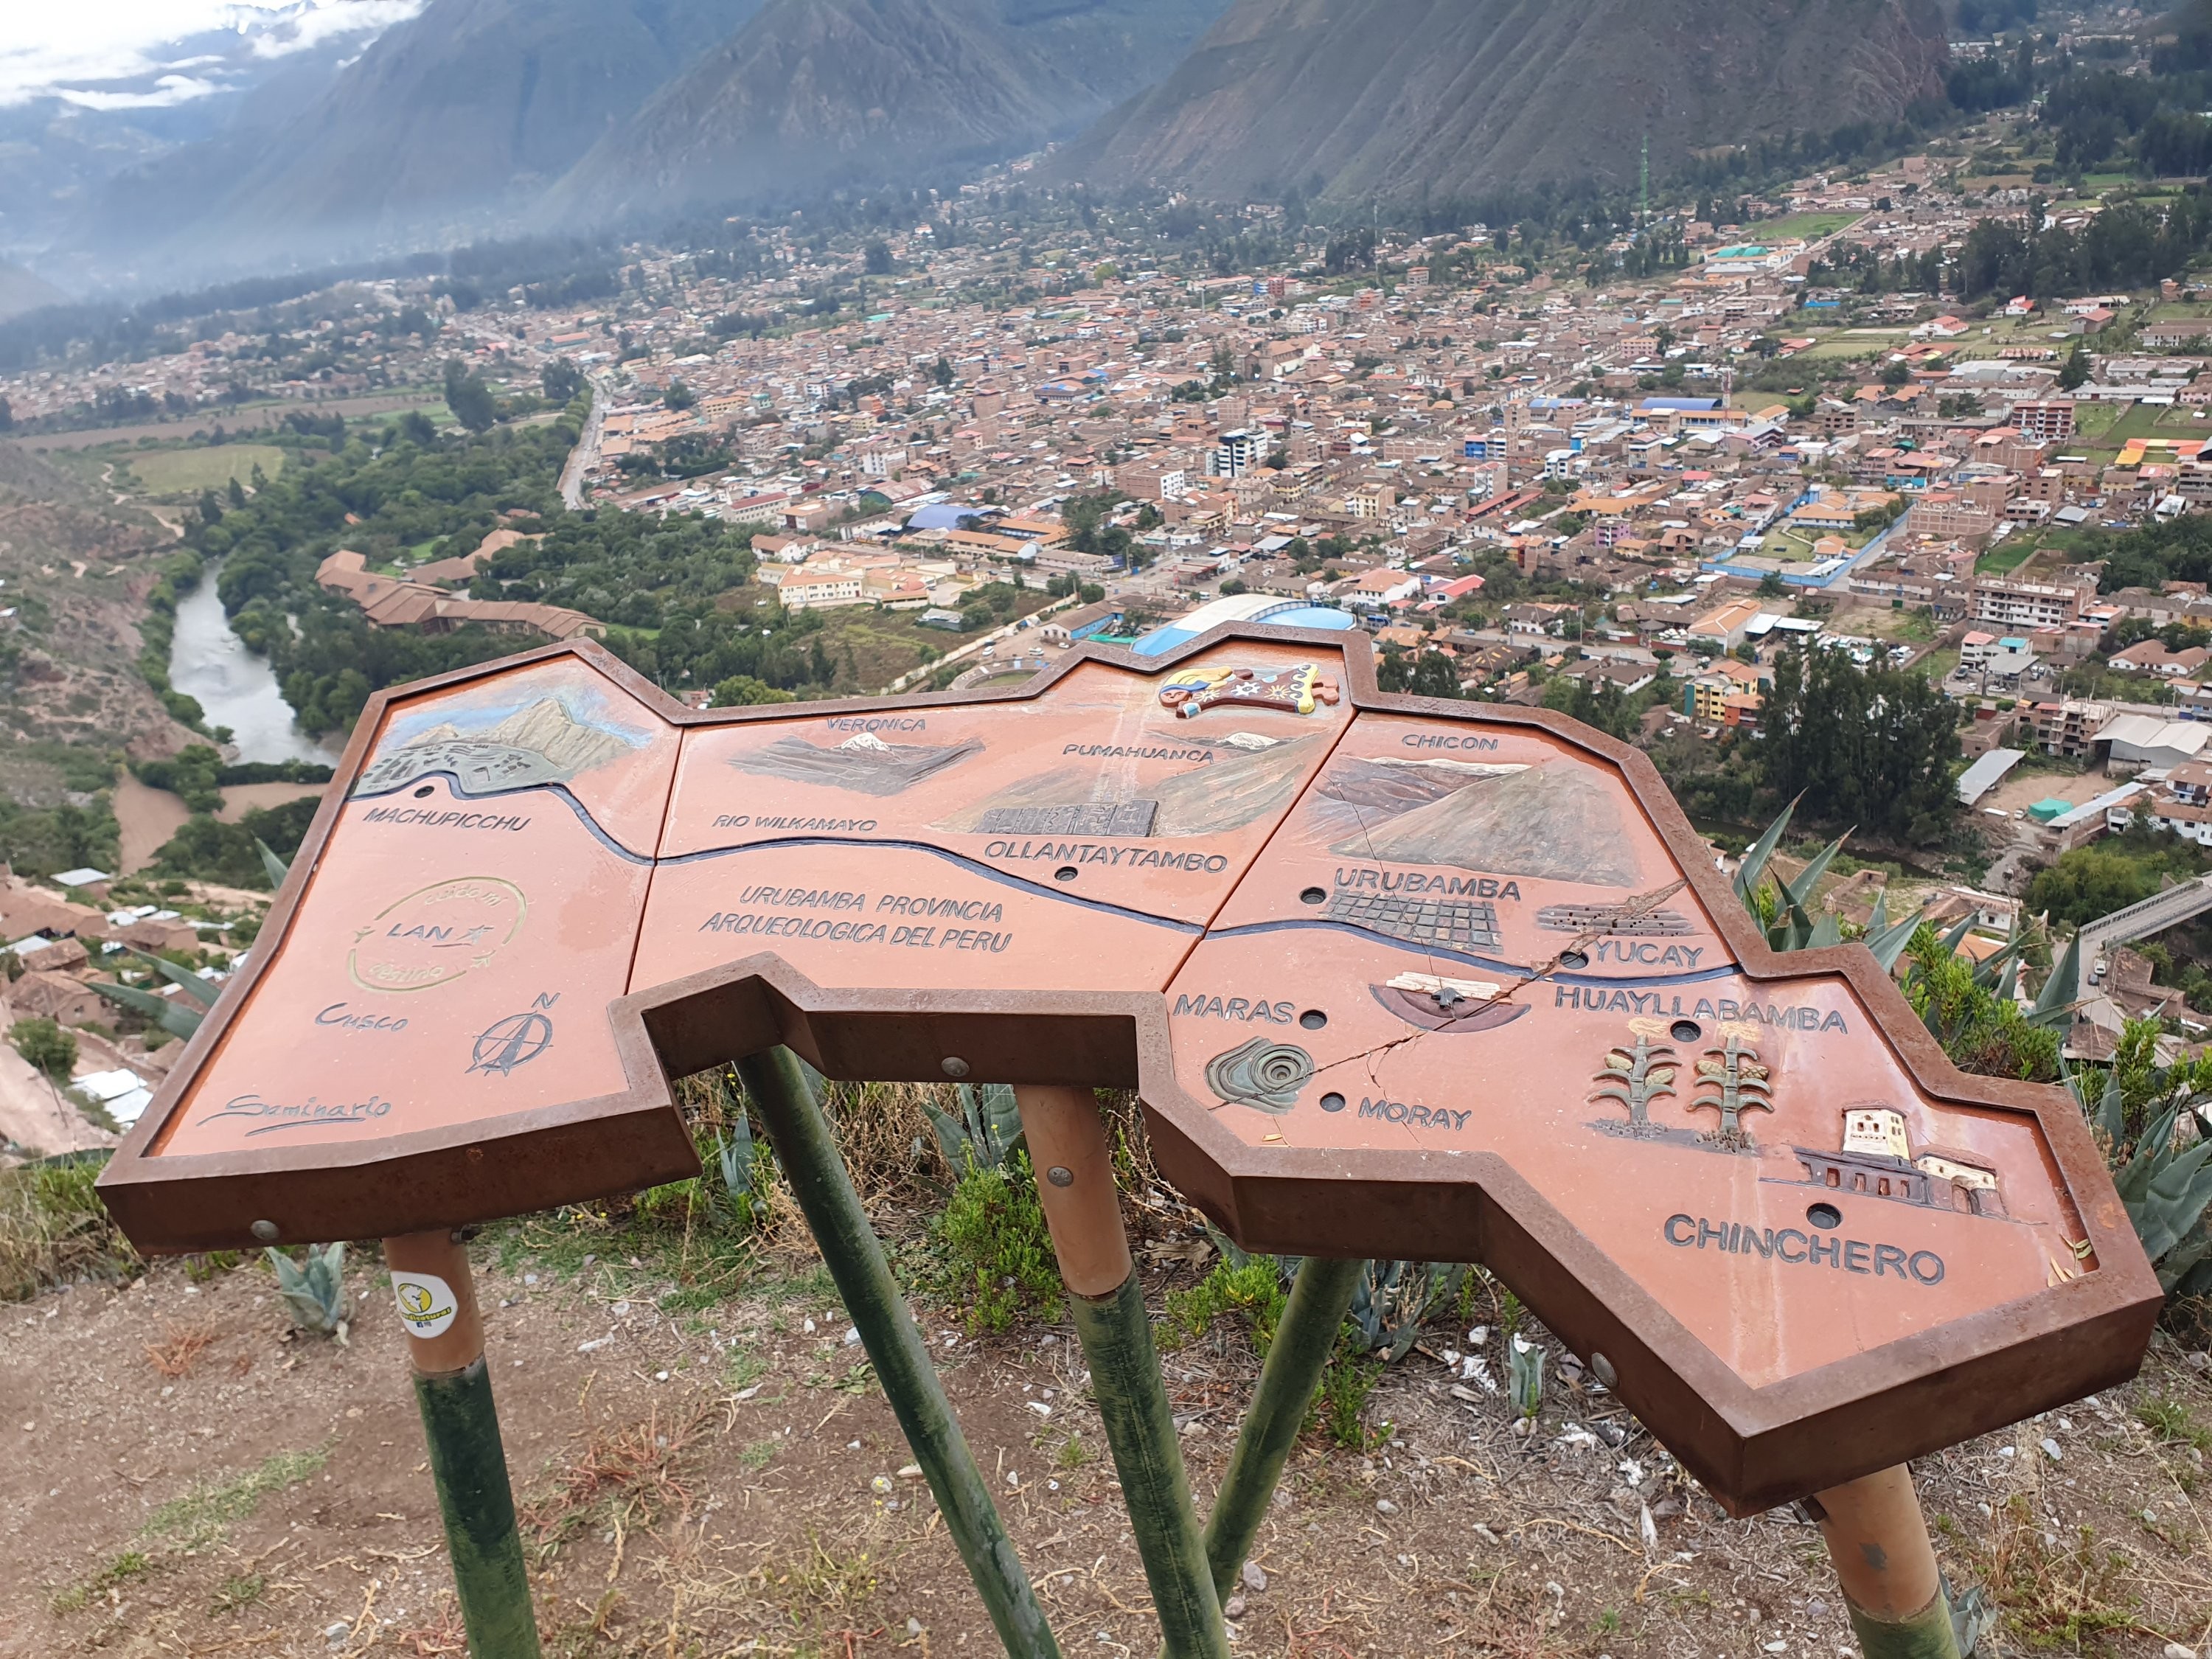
[524,1399,719,1553]
[1966,1492,2153,1654]
[142,1323,216,1380]
[748,1529,881,1626]
[0,1157,136,1301]
[392,1603,468,1656]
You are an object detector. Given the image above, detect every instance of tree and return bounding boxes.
[863,239,894,276]
[2059,341,2092,392]
[1759,646,1958,843]
[398,409,438,446]
[1541,675,1635,738]
[0,395,12,431]
[442,359,496,433]
[664,380,696,412]
[712,674,797,708]
[2026,847,2154,926]
[543,360,584,402]
[10,1016,75,1080]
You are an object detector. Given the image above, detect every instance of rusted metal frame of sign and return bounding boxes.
[94,623,2165,1659]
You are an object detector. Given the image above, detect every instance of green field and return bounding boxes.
[2074,402,2121,438]
[1976,540,2037,575]
[1756,212,1863,243]
[1795,327,1910,362]
[125,445,287,496]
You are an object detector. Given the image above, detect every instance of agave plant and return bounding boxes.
[1736,801,2079,1023]
[1507,1331,1546,1419]
[1346,1259,1467,1363]
[90,948,223,1040]
[88,845,287,1043]
[268,1242,349,1341]
[714,1106,763,1229]
[256,838,291,888]
[923,1082,1026,1174]
[2067,1023,2212,1298]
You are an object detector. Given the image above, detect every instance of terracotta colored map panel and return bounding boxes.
[98,631,2161,1512]
[142,657,678,1162]
[639,647,1349,995]
[1172,712,2087,1388]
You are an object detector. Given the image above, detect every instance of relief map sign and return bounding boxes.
[97,630,2160,1510]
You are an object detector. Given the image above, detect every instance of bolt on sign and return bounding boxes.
[100,627,2159,1514]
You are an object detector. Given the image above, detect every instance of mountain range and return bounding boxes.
[552,0,1230,226]
[1059,0,1951,205]
[0,262,69,323]
[10,0,1955,295]
[61,0,768,289]
[0,3,414,277]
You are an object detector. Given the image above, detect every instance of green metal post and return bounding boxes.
[1014,1082,1228,1659]
[415,1360,541,1658]
[737,1048,1061,1659]
[1837,1592,1966,1659]
[1198,1254,1364,1600]
[1069,1274,1230,1659]
[386,1229,540,1659]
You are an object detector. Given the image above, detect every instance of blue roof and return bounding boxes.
[1641,397,1721,412]
[906,504,987,531]
[1131,599,1359,657]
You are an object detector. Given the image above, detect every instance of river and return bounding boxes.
[167,566,338,765]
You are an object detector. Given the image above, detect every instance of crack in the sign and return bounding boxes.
[1494,876,1689,1006]
[1303,876,1694,1100]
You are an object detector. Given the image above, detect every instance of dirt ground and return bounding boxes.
[0,443,200,760]
[110,776,321,873]
[1981,766,2117,818]
[3,1220,2210,1659]
[215,782,326,824]
[112,774,192,874]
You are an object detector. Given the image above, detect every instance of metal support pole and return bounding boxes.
[738,1048,1060,1659]
[1811,1465,1963,1659]
[1016,1086,1228,1659]
[383,1230,541,1659]
[1199,1253,1364,1599]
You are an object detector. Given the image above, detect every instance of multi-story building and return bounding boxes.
[1971,577,2087,631]
[1211,429,1261,479]
[2011,399,2077,442]
[2029,698,2109,759]
[776,566,868,611]
[1908,492,2000,543]
[1343,482,1396,521]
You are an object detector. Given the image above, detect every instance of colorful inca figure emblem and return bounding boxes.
[1158,662,1340,718]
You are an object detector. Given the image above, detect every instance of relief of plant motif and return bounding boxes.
[1689,1028,1773,1149]
[1590,1016,1678,1132]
